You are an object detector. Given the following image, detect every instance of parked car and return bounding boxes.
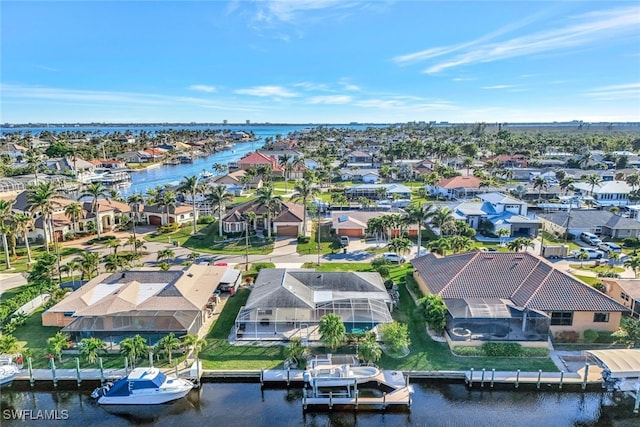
[382,252,406,264]
[580,232,602,246]
[340,236,350,247]
[570,248,604,259]
[597,242,622,254]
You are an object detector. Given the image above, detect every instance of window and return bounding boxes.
[63,311,75,317]
[257,309,273,316]
[550,311,573,326]
[593,313,610,323]
[621,292,630,302]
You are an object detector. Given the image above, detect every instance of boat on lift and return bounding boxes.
[303,363,380,387]
[0,354,21,387]
[91,367,194,405]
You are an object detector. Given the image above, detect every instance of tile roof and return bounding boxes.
[540,210,640,230]
[411,252,627,313]
[437,176,482,189]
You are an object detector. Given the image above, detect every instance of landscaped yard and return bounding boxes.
[568,263,624,274]
[0,246,84,274]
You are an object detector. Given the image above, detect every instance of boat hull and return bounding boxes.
[0,366,19,386]
[97,384,193,405]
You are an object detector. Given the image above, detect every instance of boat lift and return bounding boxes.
[586,349,640,413]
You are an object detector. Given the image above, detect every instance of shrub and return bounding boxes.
[253,262,274,273]
[481,342,523,357]
[158,223,180,233]
[597,272,620,278]
[87,235,117,245]
[592,282,607,292]
[380,321,410,355]
[417,294,447,334]
[375,266,390,278]
[623,237,640,248]
[297,235,310,244]
[371,257,391,267]
[583,329,599,343]
[198,215,215,224]
[383,279,394,290]
[452,346,484,356]
[554,330,579,343]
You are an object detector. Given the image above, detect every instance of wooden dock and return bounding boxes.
[464,364,603,389]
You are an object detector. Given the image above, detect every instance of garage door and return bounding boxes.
[276,225,299,236]
[337,229,363,238]
[149,215,162,225]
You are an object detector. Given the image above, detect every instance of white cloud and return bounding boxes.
[188,85,216,93]
[235,85,300,97]
[585,82,640,100]
[292,81,330,91]
[339,78,360,91]
[452,77,476,82]
[481,85,517,90]
[254,0,359,24]
[395,6,640,74]
[308,95,352,104]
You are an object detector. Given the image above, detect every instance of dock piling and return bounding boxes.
[481,368,486,388]
[582,363,589,390]
[559,371,564,389]
[287,367,290,386]
[490,368,495,388]
[27,357,34,387]
[382,392,387,410]
[50,358,57,387]
[634,387,640,414]
[355,389,359,409]
[515,369,520,389]
[260,368,264,385]
[329,391,333,409]
[303,387,307,410]
[537,369,542,389]
[99,357,104,384]
[75,357,82,386]
[469,368,474,387]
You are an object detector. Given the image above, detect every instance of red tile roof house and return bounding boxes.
[486,154,528,168]
[411,252,628,348]
[238,152,284,177]
[222,200,305,237]
[331,211,419,238]
[144,204,196,226]
[428,176,484,200]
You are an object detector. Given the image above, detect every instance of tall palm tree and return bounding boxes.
[430,207,454,236]
[559,177,575,195]
[405,202,435,254]
[278,153,292,191]
[127,193,144,254]
[207,185,234,237]
[255,184,282,238]
[157,248,175,262]
[119,335,147,368]
[624,256,640,278]
[157,333,181,364]
[157,190,177,226]
[178,175,199,235]
[388,237,412,257]
[76,251,100,280]
[79,182,111,238]
[48,331,70,363]
[318,313,346,351]
[0,200,14,269]
[12,212,34,264]
[290,180,319,236]
[532,176,548,201]
[80,337,106,365]
[60,260,79,288]
[64,202,83,234]
[26,150,40,184]
[27,181,60,253]
[585,173,603,197]
[448,235,473,253]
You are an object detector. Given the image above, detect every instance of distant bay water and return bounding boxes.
[1,124,386,196]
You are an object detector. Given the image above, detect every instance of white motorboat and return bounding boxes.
[91,367,194,405]
[303,364,380,387]
[0,355,20,387]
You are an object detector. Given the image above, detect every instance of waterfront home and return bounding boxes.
[42,265,228,344]
[345,183,411,200]
[411,252,628,345]
[210,170,263,190]
[45,156,95,176]
[143,203,196,226]
[450,192,540,237]
[222,200,305,236]
[89,159,127,169]
[428,176,483,200]
[118,150,154,163]
[340,168,380,183]
[234,269,393,341]
[347,150,376,166]
[571,181,632,207]
[0,142,28,159]
[538,210,640,239]
[238,152,284,176]
[600,279,640,320]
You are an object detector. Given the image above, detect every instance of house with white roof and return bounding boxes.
[572,181,632,207]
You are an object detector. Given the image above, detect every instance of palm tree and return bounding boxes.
[507,237,534,252]
[448,235,473,253]
[212,162,227,175]
[626,173,640,191]
[178,175,200,235]
[126,193,144,254]
[27,183,59,251]
[577,250,590,268]
[157,248,175,263]
[80,337,106,364]
[79,182,111,238]
[496,228,510,246]
[585,173,603,197]
[429,237,451,256]
[13,212,34,264]
[104,254,123,272]
[157,190,177,226]
[290,180,319,236]
[48,331,70,363]
[388,237,412,257]
[357,333,382,364]
[318,313,346,351]
[559,177,575,195]
[63,202,83,234]
[207,185,233,237]
[157,333,181,364]
[181,334,207,360]
[278,153,292,191]
[532,176,548,201]
[0,200,14,269]
[624,256,640,278]
[255,184,282,238]
[119,335,147,368]
[26,150,40,184]
[430,207,454,236]
[76,251,100,280]
[104,238,122,255]
[60,260,79,287]
[405,202,435,254]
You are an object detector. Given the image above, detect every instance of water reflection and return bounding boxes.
[101,396,196,424]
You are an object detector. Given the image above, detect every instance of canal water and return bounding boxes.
[2,382,638,426]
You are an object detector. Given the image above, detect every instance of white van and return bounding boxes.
[580,232,602,246]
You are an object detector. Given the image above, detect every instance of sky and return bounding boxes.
[1,0,639,124]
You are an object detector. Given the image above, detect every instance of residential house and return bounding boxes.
[118,150,154,163]
[340,168,380,183]
[429,176,484,200]
[238,152,284,176]
[538,210,640,239]
[345,184,411,200]
[347,150,375,165]
[486,154,528,168]
[600,279,640,320]
[89,159,127,169]
[411,252,628,344]
[144,203,196,226]
[1,143,28,159]
[572,181,632,207]
[331,210,418,238]
[42,265,228,343]
[451,192,540,237]
[45,157,95,176]
[234,269,393,340]
[210,169,263,190]
[222,200,306,236]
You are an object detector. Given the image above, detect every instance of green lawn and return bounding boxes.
[541,232,581,251]
[572,274,601,286]
[568,264,624,273]
[145,223,274,255]
[0,246,83,274]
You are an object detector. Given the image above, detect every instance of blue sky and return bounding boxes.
[1,1,639,124]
